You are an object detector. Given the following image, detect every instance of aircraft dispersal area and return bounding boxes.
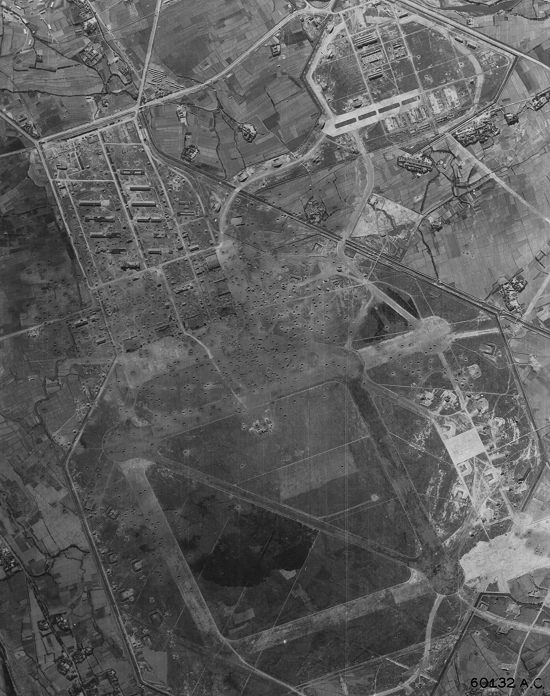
[3,0,550,694]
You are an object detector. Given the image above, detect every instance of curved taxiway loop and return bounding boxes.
[119,458,311,696]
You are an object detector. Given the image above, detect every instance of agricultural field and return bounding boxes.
[402,144,550,301]
[4,307,113,446]
[363,54,550,286]
[5,0,550,695]
[0,284,138,695]
[0,151,90,335]
[147,20,320,177]
[150,0,294,85]
[44,158,545,696]
[434,597,550,696]
[476,10,550,67]
[95,0,156,79]
[254,154,368,233]
[0,2,138,137]
[398,62,550,318]
[60,158,545,691]
[309,3,511,150]
[0,117,31,153]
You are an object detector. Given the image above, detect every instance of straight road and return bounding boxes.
[0,109,37,144]
[7,4,548,694]
[155,453,416,564]
[398,0,550,72]
[120,458,310,696]
[451,137,550,226]
[136,0,165,105]
[120,458,230,646]
[459,592,550,638]
[144,116,550,344]
[9,0,550,151]
[336,132,376,265]
[132,0,550,115]
[97,132,146,261]
[346,379,463,596]
[234,572,432,654]
[40,110,137,144]
[142,4,336,110]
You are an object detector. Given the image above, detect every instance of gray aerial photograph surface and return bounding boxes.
[2,0,550,694]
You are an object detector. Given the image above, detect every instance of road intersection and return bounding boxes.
[4,1,550,694]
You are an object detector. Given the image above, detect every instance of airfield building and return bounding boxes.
[397,154,433,174]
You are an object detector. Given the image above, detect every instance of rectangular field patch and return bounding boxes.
[279,447,358,500]
[443,428,485,464]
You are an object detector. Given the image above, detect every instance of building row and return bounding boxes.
[455,118,500,147]
[397,153,434,174]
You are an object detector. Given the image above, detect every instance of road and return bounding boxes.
[4,2,550,694]
[33,98,550,608]
[397,0,550,73]
[10,0,550,151]
[124,455,448,696]
[40,111,137,144]
[139,107,550,347]
[27,58,550,601]
[217,132,328,242]
[459,592,550,639]
[142,3,337,110]
[451,137,550,227]
[213,130,525,594]
[234,572,433,654]
[214,128,419,331]
[298,590,444,696]
[336,132,376,266]
[119,458,310,696]
[97,132,146,261]
[346,379,464,596]
[18,0,550,148]
[0,108,38,144]
[340,228,550,344]
[143,109,550,346]
[120,458,231,645]
[136,0,165,106]
[154,453,416,564]
[37,6,333,142]
[421,594,443,673]
[34,145,102,298]
[55,361,150,690]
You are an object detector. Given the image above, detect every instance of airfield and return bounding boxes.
[4,0,550,694]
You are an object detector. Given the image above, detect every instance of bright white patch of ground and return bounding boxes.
[443,428,486,465]
[461,515,550,590]
[352,195,421,239]
[118,337,197,388]
[358,315,452,367]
